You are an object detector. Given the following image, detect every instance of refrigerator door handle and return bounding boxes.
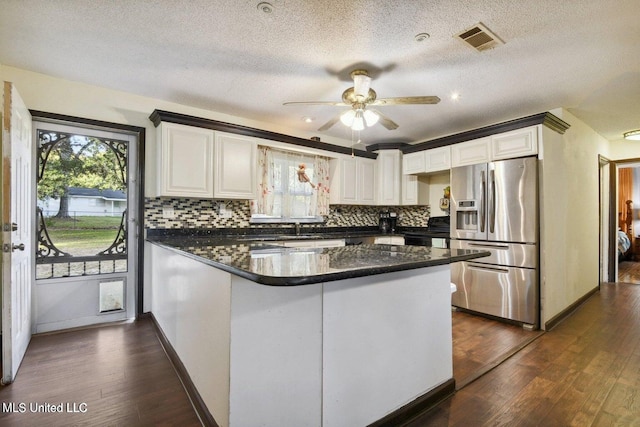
[468,262,509,273]
[480,170,486,233]
[489,169,496,234]
[467,242,509,250]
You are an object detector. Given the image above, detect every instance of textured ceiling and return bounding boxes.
[1,0,639,146]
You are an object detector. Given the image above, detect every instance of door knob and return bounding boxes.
[12,243,25,252]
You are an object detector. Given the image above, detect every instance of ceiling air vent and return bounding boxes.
[456,22,504,51]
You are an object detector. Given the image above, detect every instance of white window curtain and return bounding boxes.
[252,146,330,220]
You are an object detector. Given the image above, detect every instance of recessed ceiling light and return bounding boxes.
[451,92,461,101]
[624,129,640,140]
[257,2,274,13]
[414,33,430,42]
[302,116,314,123]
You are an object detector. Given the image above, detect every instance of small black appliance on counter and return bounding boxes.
[404,216,450,248]
[379,211,397,234]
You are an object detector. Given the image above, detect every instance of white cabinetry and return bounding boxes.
[402,151,426,174]
[156,123,258,200]
[157,122,215,198]
[425,146,451,172]
[491,127,538,160]
[451,137,491,167]
[451,126,539,167]
[402,175,418,205]
[214,132,257,199]
[330,157,377,205]
[374,236,405,245]
[376,150,401,205]
[279,239,345,248]
[402,146,450,174]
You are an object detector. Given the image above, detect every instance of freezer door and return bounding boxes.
[450,163,487,240]
[488,157,538,243]
[451,239,537,269]
[451,261,538,325]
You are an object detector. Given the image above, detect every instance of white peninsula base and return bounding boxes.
[148,243,453,427]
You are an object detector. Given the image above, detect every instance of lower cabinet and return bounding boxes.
[277,239,345,248]
[374,236,405,245]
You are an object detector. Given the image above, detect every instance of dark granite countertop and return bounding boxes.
[147,235,489,286]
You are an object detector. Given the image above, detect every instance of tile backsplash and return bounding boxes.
[145,197,432,229]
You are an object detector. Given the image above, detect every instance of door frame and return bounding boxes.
[604,156,640,283]
[30,111,146,317]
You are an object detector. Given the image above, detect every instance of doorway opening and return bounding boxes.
[31,117,144,333]
[602,157,640,285]
[616,161,640,283]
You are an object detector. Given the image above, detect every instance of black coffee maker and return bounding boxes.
[379,211,397,234]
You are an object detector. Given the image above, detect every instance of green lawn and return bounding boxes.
[45,215,122,229]
[45,216,122,251]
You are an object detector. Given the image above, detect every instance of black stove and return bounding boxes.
[404,216,450,248]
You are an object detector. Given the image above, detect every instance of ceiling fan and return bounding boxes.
[283,69,440,132]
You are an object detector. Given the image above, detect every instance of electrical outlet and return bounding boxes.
[162,207,176,219]
[219,203,232,219]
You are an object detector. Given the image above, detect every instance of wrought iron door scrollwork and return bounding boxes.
[36,207,71,260]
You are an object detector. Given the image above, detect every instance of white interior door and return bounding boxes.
[2,82,33,384]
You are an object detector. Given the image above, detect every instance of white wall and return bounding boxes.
[609,139,640,161]
[425,171,450,216]
[539,108,610,328]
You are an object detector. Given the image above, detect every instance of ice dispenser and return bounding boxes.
[455,200,479,231]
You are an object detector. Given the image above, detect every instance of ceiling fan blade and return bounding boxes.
[283,101,349,106]
[371,96,441,106]
[317,115,341,131]
[370,109,399,130]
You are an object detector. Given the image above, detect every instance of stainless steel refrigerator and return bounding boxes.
[450,156,538,327]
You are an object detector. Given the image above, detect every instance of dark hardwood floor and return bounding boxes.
[0,317,201,427]
[452,310,543,390]
[619,260,640,283]
[405,282,640,426]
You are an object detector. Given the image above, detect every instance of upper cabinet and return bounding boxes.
[450,137,491,167]
[214,133,257,199]
[376,150,401,205]
[157,122,215,198]
[156,122,257,199]
[330,157,377,205]
[402,146,451,175]
[451,127,539,167]
[490,127,538,160]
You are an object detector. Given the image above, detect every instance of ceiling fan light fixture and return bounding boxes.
[352,110,365,131]
[363,109,379,127]
[340,109,356,127]
[624,129,640,140]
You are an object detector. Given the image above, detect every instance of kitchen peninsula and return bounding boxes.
[146,235,488,427]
